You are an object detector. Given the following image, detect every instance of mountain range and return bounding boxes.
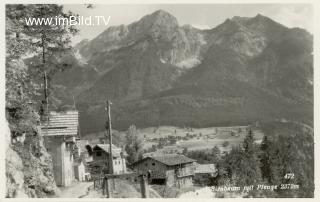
[50,10,313,134]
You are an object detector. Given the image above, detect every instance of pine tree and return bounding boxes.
[260,135,273,183]
[6,4,77,133]
[241,128,262,185]
[243,128,255,154]
[9,4,78,115]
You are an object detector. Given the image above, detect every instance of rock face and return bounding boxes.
[6,121,59,198]
[6,122,28,198]
[79,10,205,68]
[49,10,312,133]
[56,10,207,103]
[206,18,267,57]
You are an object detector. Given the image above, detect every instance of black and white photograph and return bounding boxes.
[3,2,317,199]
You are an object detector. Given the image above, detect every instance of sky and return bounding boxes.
[63,4,313,45]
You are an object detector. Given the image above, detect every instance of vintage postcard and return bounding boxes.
[2,0,318,200]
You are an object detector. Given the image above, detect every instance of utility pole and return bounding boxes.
[105,100,114,175]
[105,100,116,194]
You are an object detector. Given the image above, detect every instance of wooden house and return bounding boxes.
[132,154,196,188]
[193,163,217,185]
[40,110,85,186]
[89,144,127,177]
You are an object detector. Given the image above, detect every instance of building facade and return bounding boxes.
[74,160,86,182]
[89,144,127,177]
[41,110,85,186]
[132,154,196,188]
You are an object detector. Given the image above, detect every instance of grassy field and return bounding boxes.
[81,125,264,154]
[141,125,264,153]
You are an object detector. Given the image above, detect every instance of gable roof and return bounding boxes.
[40,110,78,136]
[93,144,122,157]
[134,154,196,166]
[76,139,91,153]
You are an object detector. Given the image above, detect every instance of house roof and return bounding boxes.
[134,154,196,166]
[194,163,217,174]
[93,144,122,157]
[76,139,90,153]
[40,110,79,137]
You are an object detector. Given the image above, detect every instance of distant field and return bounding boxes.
[80,125,264,153]
[140,125,264,152]
[140,125,249,138]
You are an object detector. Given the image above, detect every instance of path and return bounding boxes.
[58,181,93,198]
[57,180,161,198]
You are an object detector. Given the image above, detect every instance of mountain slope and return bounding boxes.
[78,37,182,102]
[52,10,312,133]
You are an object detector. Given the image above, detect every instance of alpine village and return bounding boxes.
[5,4,314,198]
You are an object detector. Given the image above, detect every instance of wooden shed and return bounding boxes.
[132,154,196,188]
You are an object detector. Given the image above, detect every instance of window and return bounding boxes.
[145,163,148,167]
[152,163,155,166]
[96,151,102,156]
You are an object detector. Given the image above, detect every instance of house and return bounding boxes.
[89,144,127,177]
[73,159,86,181]
[40,110,85,186]
[132,154,196,188]
[72,140,90,182]
[75,139,93,163]
[193,163,217,185]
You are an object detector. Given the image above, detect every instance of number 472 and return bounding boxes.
[284,173,294,179]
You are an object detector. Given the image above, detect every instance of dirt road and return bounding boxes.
[58,181,93,198]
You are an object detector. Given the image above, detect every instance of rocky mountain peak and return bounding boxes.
[147,9,179,25]
[129,9,179,36]
[151,9,174,17]
[230,13,285,29]
[207,16,268,57]
[215,18,245,32]
[231,16,250,24]
[250,13,276,25]
[222,13,287,43]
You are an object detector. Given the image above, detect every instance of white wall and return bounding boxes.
[113,158,126,174]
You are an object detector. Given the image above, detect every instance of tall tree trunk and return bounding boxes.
[41,33,49,122]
